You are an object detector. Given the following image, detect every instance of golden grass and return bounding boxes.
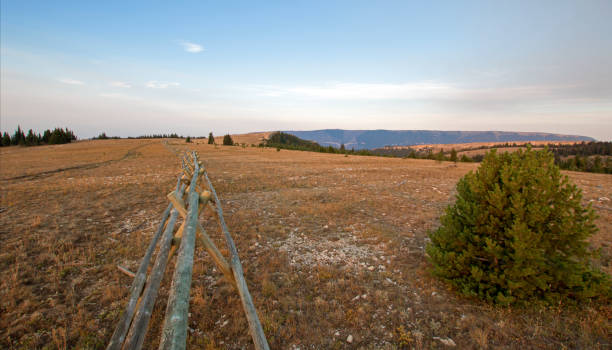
[388,140,582,153]
[1,140,610,349]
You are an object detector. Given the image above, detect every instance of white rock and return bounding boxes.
[334,331,340,337]
[368,266,375,271]
[346,335,353,343]
[599,197,610,201]
[433,337,456,347]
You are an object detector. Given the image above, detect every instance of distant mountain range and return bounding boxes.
[284,129,595,150]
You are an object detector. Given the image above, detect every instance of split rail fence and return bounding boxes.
[107,151,269,350]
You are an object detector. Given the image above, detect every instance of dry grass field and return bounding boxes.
[387,141,582,154]
[378,141,591,161]
[1,139,611,349]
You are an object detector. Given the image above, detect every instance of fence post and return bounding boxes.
[203,170,270,350]
[159,153,200,350]
[122,182,186,350]
[106,176,181,350]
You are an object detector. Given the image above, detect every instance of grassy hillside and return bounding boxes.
[1,140,610,349]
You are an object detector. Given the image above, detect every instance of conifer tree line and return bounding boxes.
[550,142,612,173]
[127,133,181,139]
[264,132,378,156]
[374,141,612,174]
[93,132,121,140]
[1,126,76,147]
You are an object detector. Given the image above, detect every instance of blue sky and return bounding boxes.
[1,1,611,139]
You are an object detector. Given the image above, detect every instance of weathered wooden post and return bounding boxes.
[159,152,201,350]
[107,176,182,350]
[122,182,186,350]
[203,170,270,350]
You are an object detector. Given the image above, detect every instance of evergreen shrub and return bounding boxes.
[223,134,234,146]
[427,147,610,305]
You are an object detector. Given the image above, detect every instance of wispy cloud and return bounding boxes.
[58,78,84,85]
[254,81,587,103]
[109,81,131,88]
[255,82,456,100]
[98,92,142,101]
[145,81,180,89]
[179,41,204,53]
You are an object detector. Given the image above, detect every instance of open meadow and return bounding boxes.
[1,139,611,349]
[379,141,585,159]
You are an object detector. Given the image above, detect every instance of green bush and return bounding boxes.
[427,147,610,305]
[223,134,234,146]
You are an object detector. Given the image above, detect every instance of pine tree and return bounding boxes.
[208,132,215,144]
[1,132,10,147]
[450,148,458,162]
[340,143,346,153]
[42,130,51,143]
[460,154,472,162]
[26,129,36,146]
[592,156,603,173]
[12,126,25,145]
[65,128,76,142]
[427,147,610,305]
[223,134,234,146]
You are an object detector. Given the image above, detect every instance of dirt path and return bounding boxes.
[0,142,154,182]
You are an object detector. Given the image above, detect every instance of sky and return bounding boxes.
[1,1,611,140]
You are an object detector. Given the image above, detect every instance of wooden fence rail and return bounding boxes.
[107,151,269,350]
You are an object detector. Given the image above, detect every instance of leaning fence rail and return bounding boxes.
[107,151,269,350]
